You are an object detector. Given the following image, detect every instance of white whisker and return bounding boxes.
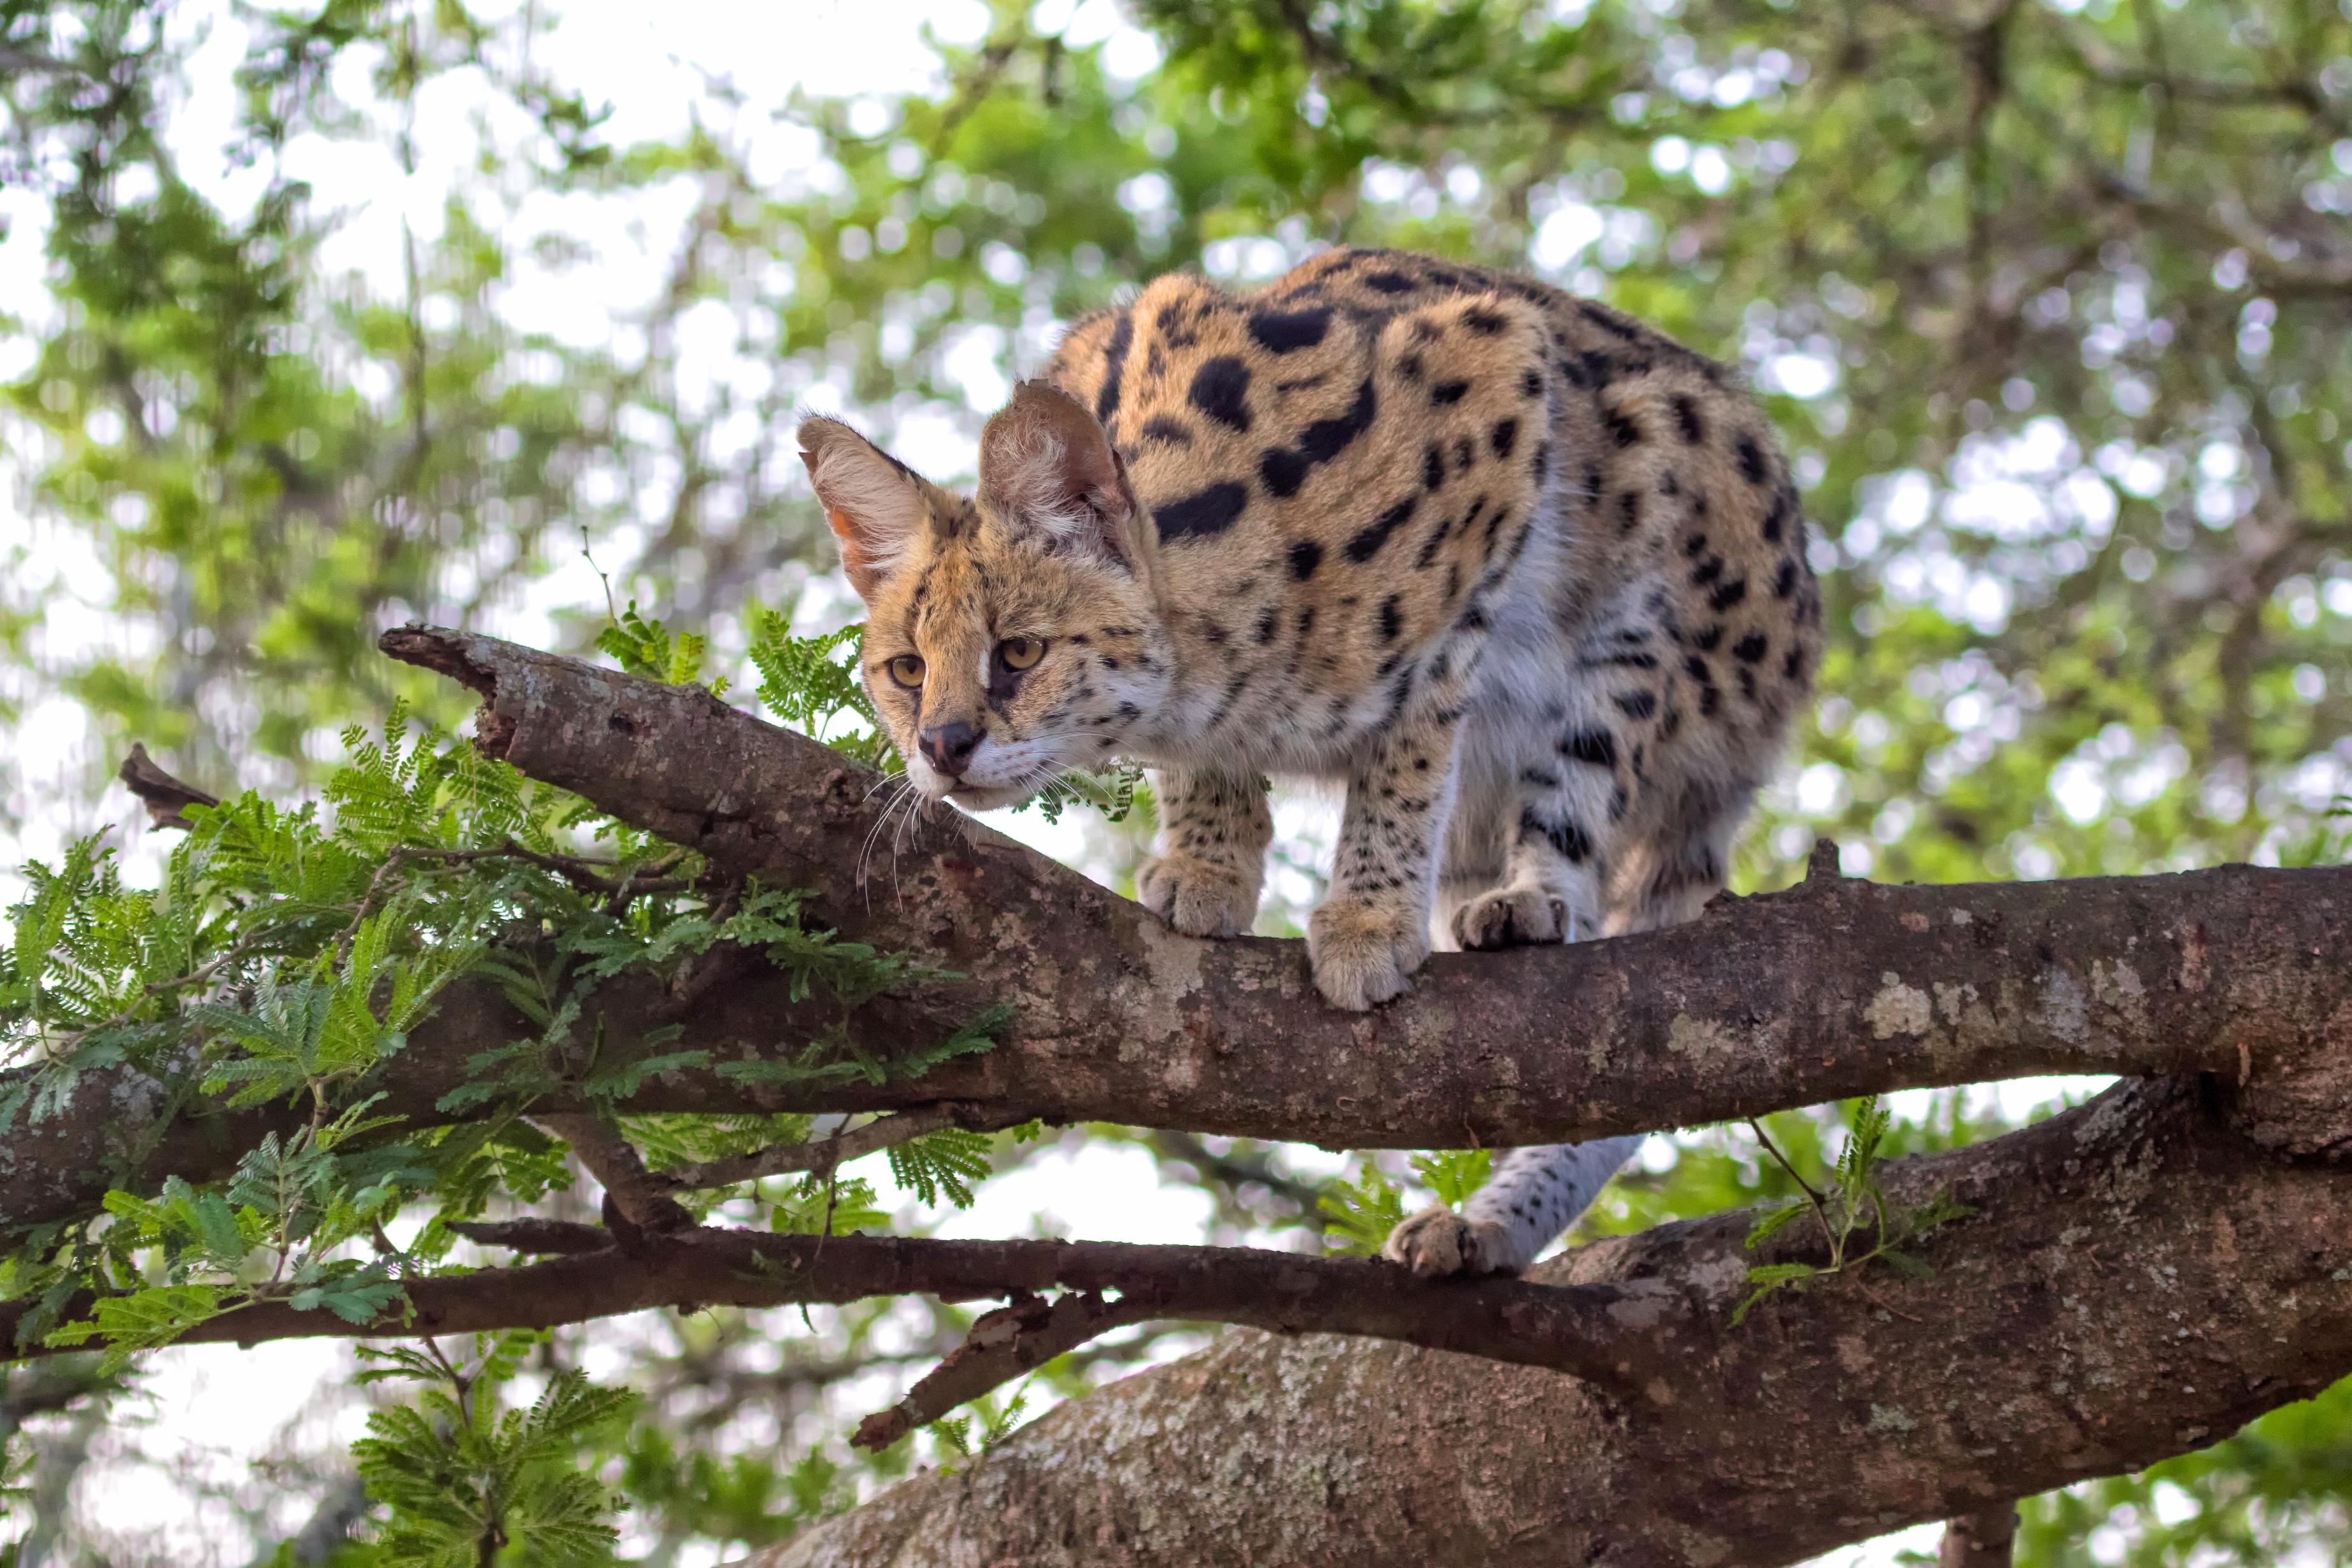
[858,773,913,900]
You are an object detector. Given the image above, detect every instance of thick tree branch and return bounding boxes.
[5,626,2348,1236]
[756,1082,2352,1568]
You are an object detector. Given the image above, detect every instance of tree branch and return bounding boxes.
[116,743,218,831]
[850,1289,1150,1451]
[0,1229,1657,1403]
[6,626,2347,1235]
[530,1113,695,1234]
[755,1081,2352,1568]
[1940,1504,2019,1567]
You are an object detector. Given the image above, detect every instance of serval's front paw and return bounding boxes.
[1307,896,1429,1010]
[1451,886,1573,950]
[1384,1206,1518,1278]
[1137,852,1260,938]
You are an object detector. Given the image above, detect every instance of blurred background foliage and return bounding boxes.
[0,0,2347,1561]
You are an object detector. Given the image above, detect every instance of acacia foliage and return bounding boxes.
[0,0,2348,1562]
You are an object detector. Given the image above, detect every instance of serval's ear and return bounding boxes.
[976,380,1142,569]
[797,418,934,602]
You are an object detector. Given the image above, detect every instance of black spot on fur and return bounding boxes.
[1153,481,1249,542]
[1250,306,1332,353]
[1413,511,1452,569]
[1346,496,1417,563]
[1289,539,1324,580]
[1614,690,1658,720]
[1603,406,1643,447]
[1463,306,1508,335]
[1736,434,1770,485]
[1423,444,1446,491]
[1775,558,1800,598]
[1377,595,1403,643]
[1095,311,1133,425]
[1188,357,1253,432]
[1259,378,1379,497]
[1140,414,1194,446]
[1589,649,1659,672]
[1520,368,1545,400]
[1531,442,1550,486]
[1520,807,1594,864]
[1617,491,1640,533]
[1576,300,1637,340]
[1562,729,1617,768]
[1430,379,1470,406]
[1709,577,1749,612]
[1491,418,1519,458]
[1672,393,1705,444]
[1783,646,1806,681]
[1255,607,1279,644]
[1691,554,1725,586]
[1694,625,1724,653]
[1364,269,1417,294]
[1734,632,1769,663]
[1260,447,1308,498]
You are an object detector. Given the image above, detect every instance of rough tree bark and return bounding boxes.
[8,627,2346,1567]
[5,628,2343,1228]
[758,1081,2352,1567]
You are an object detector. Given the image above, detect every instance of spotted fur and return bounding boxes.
[799,247,1821,1276]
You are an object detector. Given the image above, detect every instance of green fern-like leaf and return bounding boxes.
[1317,1159,1408,1257]
[886,1127,995,1209]
[1408,1148,1492,1209]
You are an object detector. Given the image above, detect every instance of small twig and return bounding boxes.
[607,847,690,918]
[1850,1278,1927,1325]
[660,1104,994,1191]
[1747,1119,1832,1214]
[117,744,220,831]
[853,1289,1149,1451]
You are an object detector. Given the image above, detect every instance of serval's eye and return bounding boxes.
[885,654,926,689]
[998,637,1046,671]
